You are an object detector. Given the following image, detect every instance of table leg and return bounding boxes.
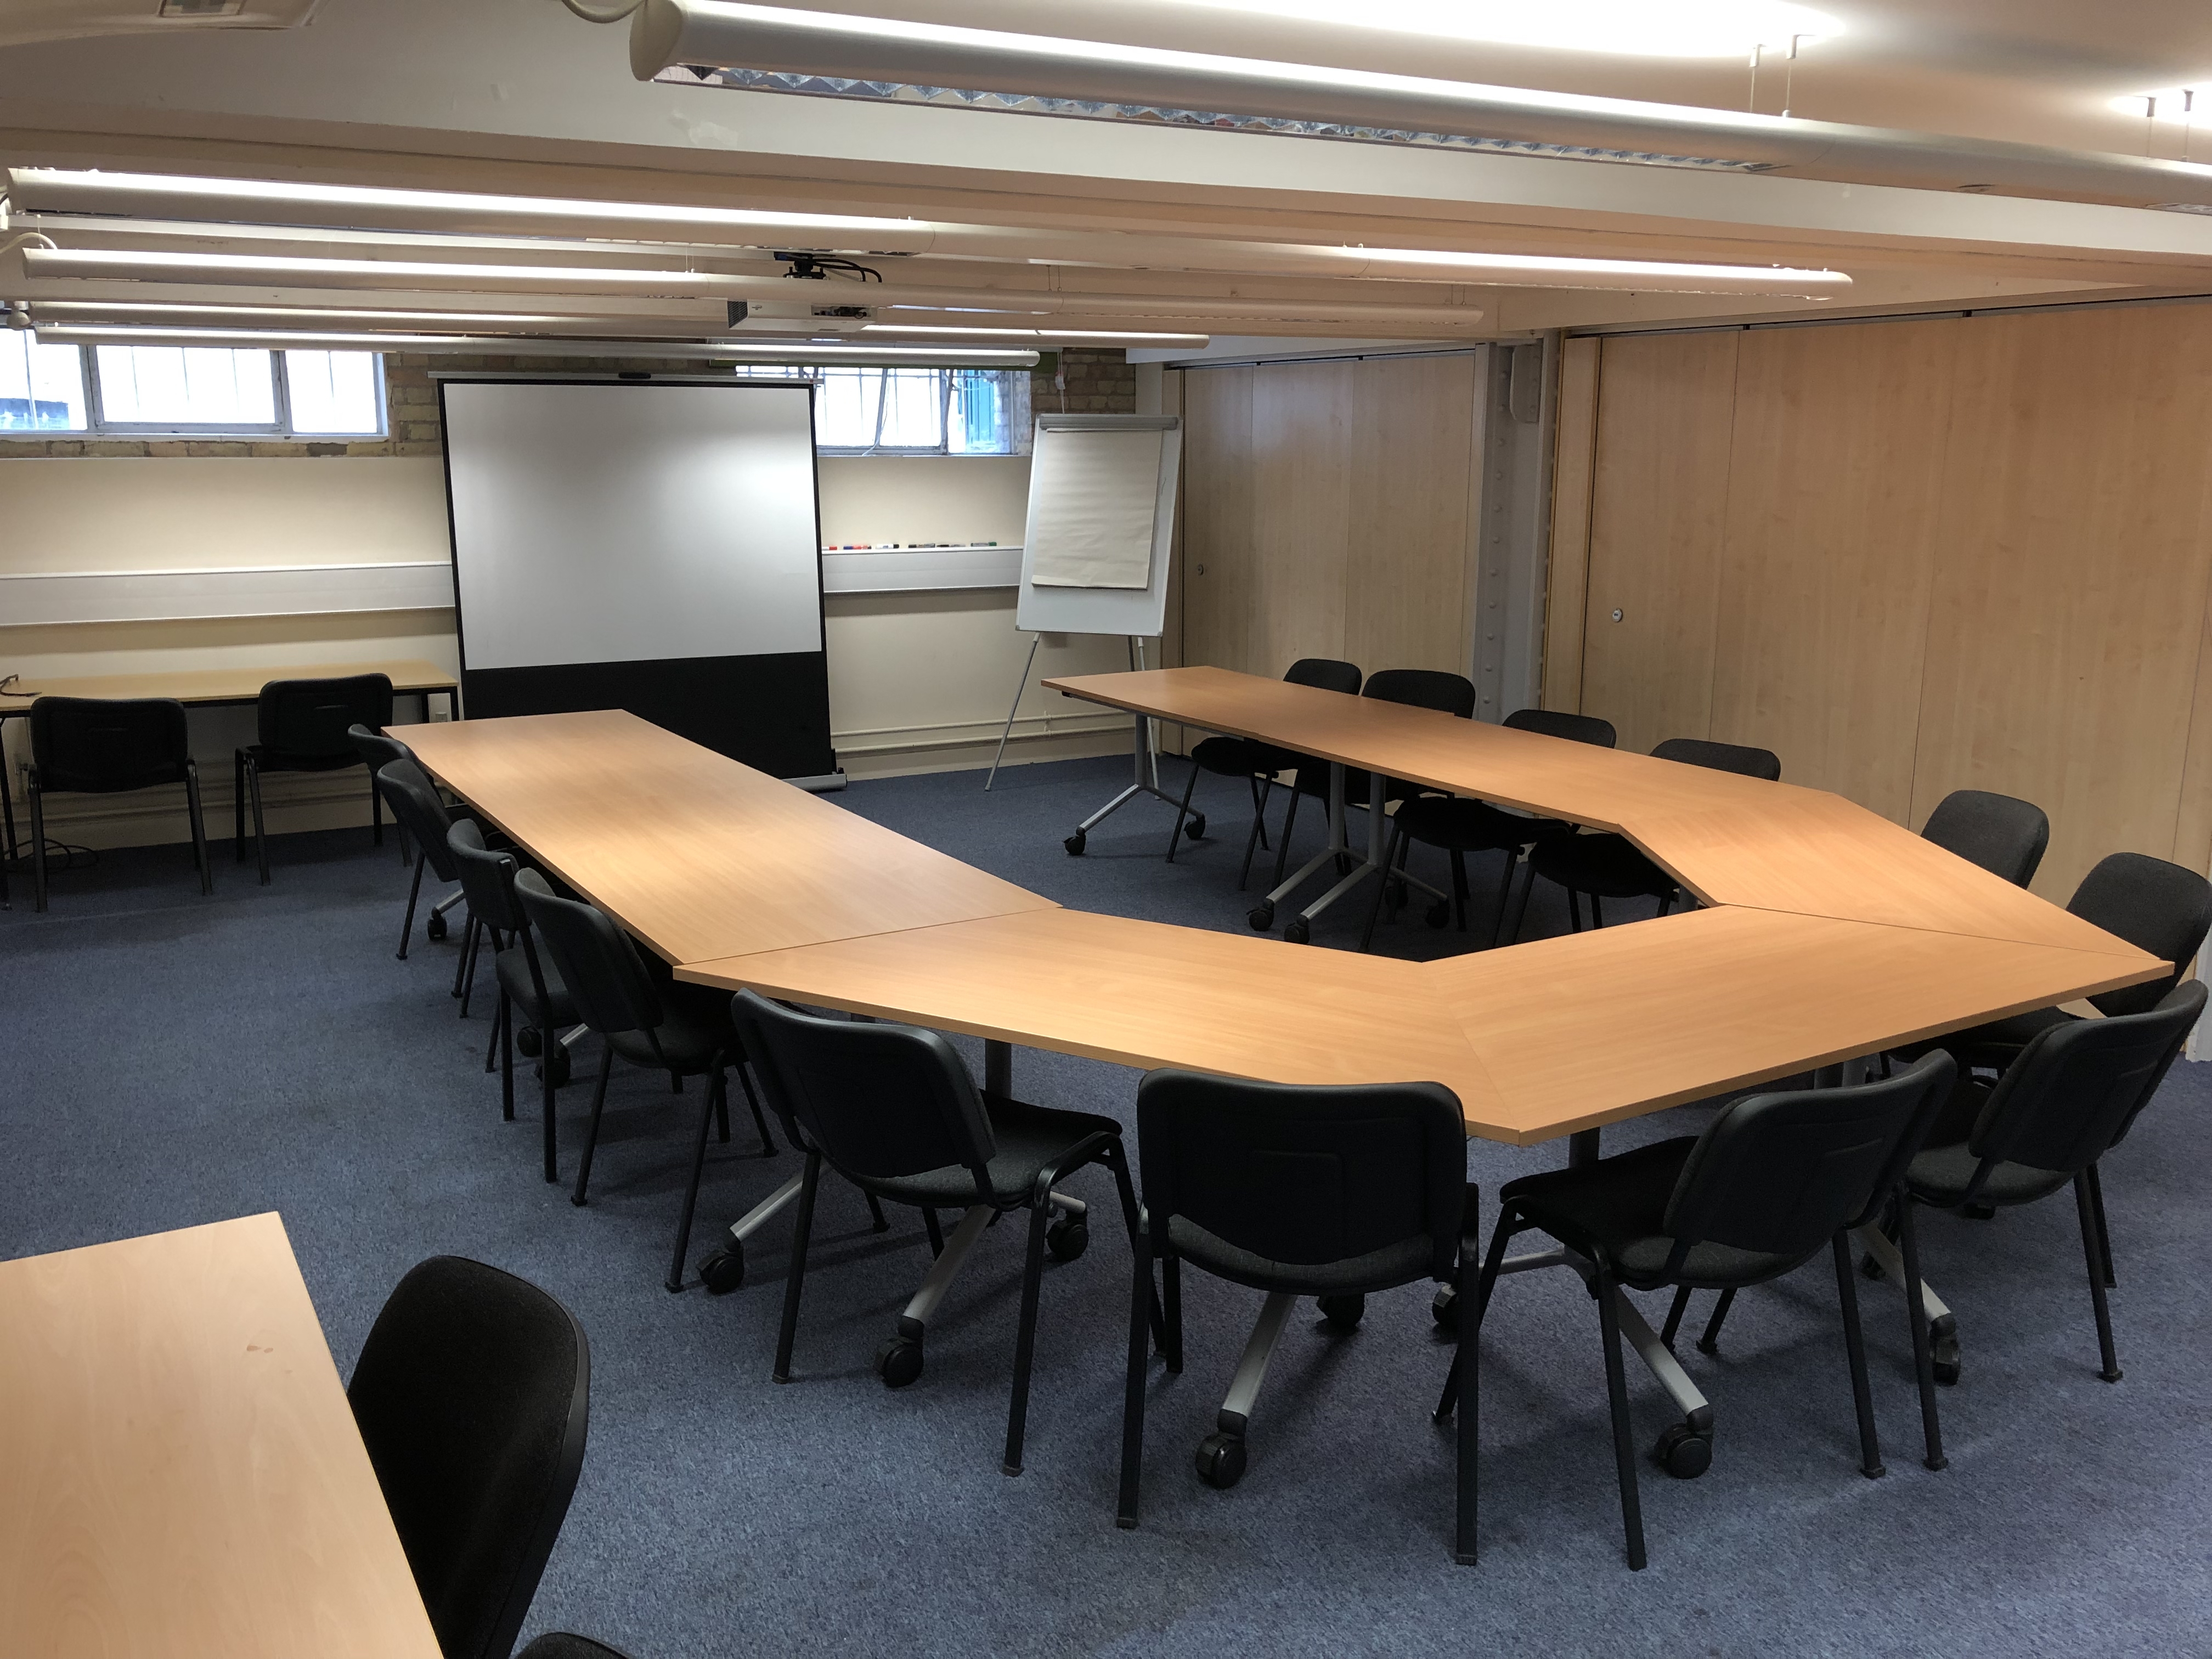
[1568,1127,1602,1167]
[1064,713,1187,853]
[985,1039,1012,1097]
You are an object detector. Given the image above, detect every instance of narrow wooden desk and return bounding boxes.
[0,1213,439,1659]
[400,710,1056,965]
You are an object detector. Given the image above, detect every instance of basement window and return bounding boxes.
[732,364,1030,455]
[0,340,386,438]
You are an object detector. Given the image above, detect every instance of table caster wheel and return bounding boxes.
[1425,899,1451,929]
[1046,1217,1090,1262]
[516,1025,543,1059]
[426,912,447,941]
[535,1047,571,1089]
[1860,1254,1885,1280]
[1653,1422,1712,1479]
[698,1241,745,1295]
[1186,815,1206,840]
[1064,831,1087,856]
[1195,1431,1247,1489]
[874,1334,924,1389]
[1432,1284,1458,1331]
[1248,901,1274,932]
[1931,1313,1960,1386]
[1932,1358,1961,1386]
[1317,1293,1365,1330]
[1283,918,1310,944]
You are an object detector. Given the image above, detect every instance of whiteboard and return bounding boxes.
[1014,415,1181,637]
[442,380,821,671]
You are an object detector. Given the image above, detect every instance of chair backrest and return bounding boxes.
[1658,1053,1958,1271]
[348,1256,589,1659]
[349,722,415,777]
[448,818,524,934]
[375,759,464,881]
[1650,736,1781,781]
[514,868,664,1039]
[257,673,394,759]
[1965,979,2205,1178]
[2066,852,2212,1016]
[1284,657,1362,696]
[1918,788,2049,889]
[1362,668,1476,719]
[1504,707,1616,748]
[29,696,190,792]
[1134,1070,1466,1280]
[729,990,996,1189]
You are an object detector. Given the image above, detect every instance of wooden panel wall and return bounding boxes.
[1542,335,1600,713]
[1553,301,2212,901]
[1178,353,1481,694]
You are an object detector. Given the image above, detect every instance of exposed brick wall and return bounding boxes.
[0,347,1135,457]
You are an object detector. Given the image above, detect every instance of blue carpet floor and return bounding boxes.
[5,753,2208,1658]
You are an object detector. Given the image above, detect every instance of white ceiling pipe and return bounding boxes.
[629,1,2212,211]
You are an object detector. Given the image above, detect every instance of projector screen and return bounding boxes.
[440,378,833,779]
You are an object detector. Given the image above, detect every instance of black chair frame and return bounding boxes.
[25,695,211,913]
[235,673,394,884]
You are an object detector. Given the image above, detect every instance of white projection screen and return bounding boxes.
[441,378,833,779]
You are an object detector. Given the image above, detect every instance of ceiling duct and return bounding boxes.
[629,1,2212,212]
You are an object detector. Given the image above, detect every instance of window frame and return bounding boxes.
[738,364,1028,458]
[2,342,390,440]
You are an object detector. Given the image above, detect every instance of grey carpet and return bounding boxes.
[5,754,2207,1658]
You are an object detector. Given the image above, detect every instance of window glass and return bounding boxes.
[743,365,1029,454]
[0,334,88,432]
[95,346,276,426]
[285,350,385,433]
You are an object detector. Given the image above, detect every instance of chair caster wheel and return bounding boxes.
[1046,1218,1090,1262]
[516,1025,543,1058]
[1425,899,1451,928]
[1283,918,1310,944]
[1064,832,1087,856]
[1195,1431,1247,1489]
[1432,1284,1458,1331]
[874,1334,924,1389]
[1248,902,1274,932]
[698,1242,744,1295]
[426,912,447,941]
[1962,1203,1996,1221]
[1653,1423,1712,1479]
[1317,1292,1365,1330]
[1186,814,1206,840]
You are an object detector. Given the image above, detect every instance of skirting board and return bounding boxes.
[0,563,455,626]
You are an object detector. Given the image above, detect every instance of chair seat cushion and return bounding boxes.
[605,989,736,1075]
[1166,1215,1435,1295]
[1905,1143,2072,1207]
[36,763,190,795]
[1392,795,1572,853]
[240,743,364,774]
[495,946,577,1029]
[1191,735,1300,780]
[866,1093,1122,1209]
[1500,1137,1804,1289]
[1530,831,1673,899]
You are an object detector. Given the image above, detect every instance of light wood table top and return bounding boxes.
[0,658,456,715]
[0,1213,439,1659]
[681,906,1508,1126]
[401,710,1056,965]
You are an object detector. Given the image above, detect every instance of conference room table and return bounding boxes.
[0,1213,439,1659]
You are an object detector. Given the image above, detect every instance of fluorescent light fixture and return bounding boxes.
[34,323,1037,364]
[8,167,918,237]
[1167,0,1841,59]
[26,300,608,326]
[22,247,755,292]
[862,324,1211,344]
[1326,245,1849,288]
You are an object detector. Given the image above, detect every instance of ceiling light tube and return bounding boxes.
[25,300,625,326]
[861,324,1211,345]
[34,323,1037,364]
[630,1,2212,208]
[22,246,759,295]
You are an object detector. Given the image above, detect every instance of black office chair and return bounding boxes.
[516,870,777,1291]
[450,820,578,1184]
[377,759,480,975]
[1519,737,1781,938]
[1164,657,1362,886]
[1464,1053,1956,1571]
[1115,1071,1474,1558]
[235,672,394,884]
[730,989,1142,1477]
[1919,788,2049,888]
[25,696,211,913]
[348,1256,589,1659]
[1361,707,1617,952]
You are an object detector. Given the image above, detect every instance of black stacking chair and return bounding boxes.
[376,759,477,971]
[730,989,1141,1476]
[24,696,210,913]
[351,723,417,862]
[449,820,578,1184]
[348,1256,589,1659]
[1466,1053,1956,1571]
[1164,657,1362,885]
[1116,1071,1474,1562]
[1361,707,1617,952]
[235,672,393,883]
[516,871,777,1291]
[1520,737,1780,938]
[1919,788,2049,888]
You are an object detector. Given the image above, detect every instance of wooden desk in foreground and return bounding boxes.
[0,1213,438,1659]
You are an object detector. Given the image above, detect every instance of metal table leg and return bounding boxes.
[1063,710,1185,854]
[1251,764,1442,943]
